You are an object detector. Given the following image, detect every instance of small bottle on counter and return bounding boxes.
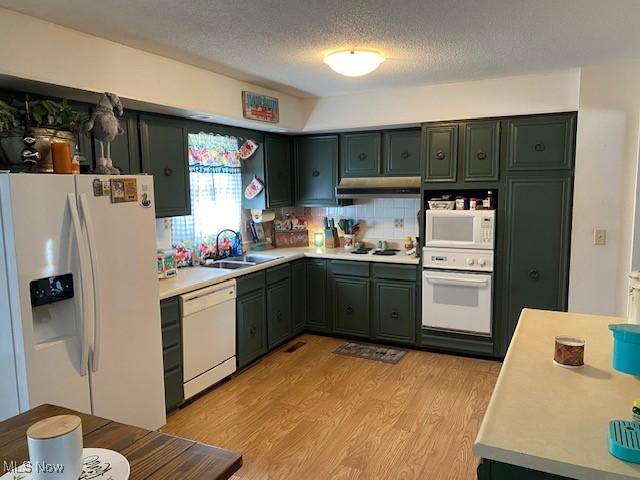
[484,191,494,209]
[469,198,477,210]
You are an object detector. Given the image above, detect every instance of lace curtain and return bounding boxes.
[171,133,243,248]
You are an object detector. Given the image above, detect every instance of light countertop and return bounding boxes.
[158,246,420,300]
[474,308,640,480]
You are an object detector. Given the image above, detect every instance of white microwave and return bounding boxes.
[425,210,495,250]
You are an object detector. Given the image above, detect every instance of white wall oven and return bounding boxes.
[425,210,495,250]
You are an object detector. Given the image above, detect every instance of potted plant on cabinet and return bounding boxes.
[0,100,25,171]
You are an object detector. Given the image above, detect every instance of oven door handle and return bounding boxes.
[423,274,489,287]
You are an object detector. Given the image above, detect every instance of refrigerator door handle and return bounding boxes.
[68,194,91,377]
[79,193,101,373]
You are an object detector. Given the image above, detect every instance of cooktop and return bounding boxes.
[351,248,400,256]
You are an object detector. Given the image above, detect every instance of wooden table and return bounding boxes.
[0,404,242,480]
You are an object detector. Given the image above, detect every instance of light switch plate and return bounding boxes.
[594,228,607,245]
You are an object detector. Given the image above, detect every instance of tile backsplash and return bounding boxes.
[271,198,420,247]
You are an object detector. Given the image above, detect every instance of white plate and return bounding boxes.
[1,448,130,480]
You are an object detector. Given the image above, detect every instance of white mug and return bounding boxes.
[27,415,83,480]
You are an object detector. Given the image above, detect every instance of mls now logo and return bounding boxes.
[3,460,65,474]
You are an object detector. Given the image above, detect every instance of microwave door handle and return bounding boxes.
[68,194,91,377]
[79,193,101,373]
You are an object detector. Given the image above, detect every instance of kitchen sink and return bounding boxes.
[202,254,283,270]
[206,260,255,270]
[227,254,283,264]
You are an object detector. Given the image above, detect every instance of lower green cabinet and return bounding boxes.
[267,278,292,349]
[331,276,370,337]
[305,259,329,332]
[160,297,183,412]
[477,459,571,480]
[291,260,307,334]
[373,279,415,344]
[236,276,267,369]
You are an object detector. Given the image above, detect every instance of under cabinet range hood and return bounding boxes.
[335,176,421,199]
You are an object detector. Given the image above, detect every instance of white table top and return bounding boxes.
[474,309,640,480]
[158,246,420,300]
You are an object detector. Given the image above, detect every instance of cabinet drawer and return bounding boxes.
[236,271,266,296]
[506,114,575,171]
[329,260,369,277]
[372,263,417,281]
[161,323,181,350]
[162,343,181,373]
[266,263,290,285]
[341,132,381,177]
[160,298,180,328]
[164,367,184,412]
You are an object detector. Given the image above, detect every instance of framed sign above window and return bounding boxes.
[242,91,279,124]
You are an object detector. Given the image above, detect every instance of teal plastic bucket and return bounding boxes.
[609,324,640,376]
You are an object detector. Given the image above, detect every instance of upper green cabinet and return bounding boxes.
[264,135,292,208]
[423,123,458,183]
[382,129,421,176]
[340,132,381,177]
[139,114,190,218]
[98,111,140,175]
[462,120,500,182]
[506,114,576,171]
[294,135,339,206]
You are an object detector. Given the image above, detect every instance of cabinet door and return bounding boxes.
[373,280,415,344]
[294,136,338,206]
[504,175,573,345]
[340,132,381,177]
[291,259,307,334]
[267,278,292,349]
[305,259,328,331]
[265,135,292,208]
[95,111,140,174]
[139,115,190,218]
[382,129,421,176]
[423,124,458,182]
[237,289,267,368]
[332,276,370,338]
[506,114,575,171]
[462,121,500,182]
[160,297,183,412]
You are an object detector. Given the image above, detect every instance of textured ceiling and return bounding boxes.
[2,0,640,98]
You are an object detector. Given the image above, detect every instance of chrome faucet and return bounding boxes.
[215,229,242,260]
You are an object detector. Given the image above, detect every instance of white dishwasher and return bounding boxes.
[180,279,237,400]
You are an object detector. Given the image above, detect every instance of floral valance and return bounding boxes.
[188,132,241,171]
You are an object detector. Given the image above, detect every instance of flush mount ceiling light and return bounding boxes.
[323,50,385,77]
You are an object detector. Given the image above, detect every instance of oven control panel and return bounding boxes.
[423,247,494,272]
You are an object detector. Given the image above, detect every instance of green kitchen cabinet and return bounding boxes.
[503,174,573,346]
[139,114,190,218]
[294,135,339,206]
[423,123,458,183]
[305,259,329,332]
[372,279,416,344]
[382,129,421,176]
[331,275,370,338]
[291,259,307,334]
[462,120,500,182]
[236,273,268,369]
[340,132,381,177]
[160,297,183,412]
[95,111,140,174]
[264,135,292,208]
[267,277,292,349]
[477,459,572,480]
[506,114,576,171]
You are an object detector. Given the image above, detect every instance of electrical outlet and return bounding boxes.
[594,228,607,245]
[163,218,171,230]
[394,218,404,228]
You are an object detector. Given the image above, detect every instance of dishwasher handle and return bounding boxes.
[180,280,236,316]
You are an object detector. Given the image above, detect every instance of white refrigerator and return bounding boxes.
[0,173,166,430]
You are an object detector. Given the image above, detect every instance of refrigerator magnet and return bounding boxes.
[110,178,138,203]
[140,192,152,208]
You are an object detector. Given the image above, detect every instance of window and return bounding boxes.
[171,132,243,256]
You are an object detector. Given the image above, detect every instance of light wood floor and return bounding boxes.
[163,334,502,480]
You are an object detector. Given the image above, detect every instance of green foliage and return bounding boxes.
[0,100,20,133]
[26,99,88,134]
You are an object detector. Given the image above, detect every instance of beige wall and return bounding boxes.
[569,61,640,317]
[0,8,304,131]
[301,70,581,131]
